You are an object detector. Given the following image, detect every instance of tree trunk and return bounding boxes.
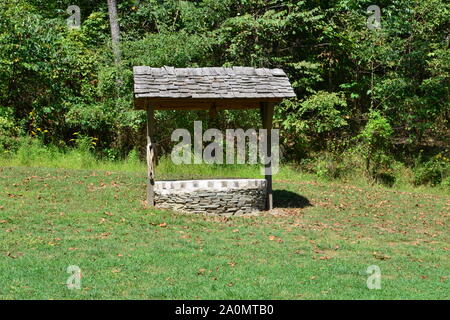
[107,0,121,67]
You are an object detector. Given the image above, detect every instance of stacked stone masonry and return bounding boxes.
[154,179,266,216]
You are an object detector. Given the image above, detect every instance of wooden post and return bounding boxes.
[146,105,155,206]
[260,102,275,210]
[209,103,217,118]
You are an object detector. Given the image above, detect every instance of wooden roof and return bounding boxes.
[133,66,296,110]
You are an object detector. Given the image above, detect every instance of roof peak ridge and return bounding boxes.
[134,66,287,77]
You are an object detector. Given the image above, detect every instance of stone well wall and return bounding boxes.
[154,179,267,216]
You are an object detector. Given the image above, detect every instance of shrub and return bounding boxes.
[298,151,358,181]
[315,154,346,180]
[442,176,450,189]
[356,110,394,183]
[0,108,22,153]
[279,92,349,152]
[16,137,53,166]
[413,153,450,186]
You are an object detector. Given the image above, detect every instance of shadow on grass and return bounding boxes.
[273,190,312,209]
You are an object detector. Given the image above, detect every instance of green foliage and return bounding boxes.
[442,176,450,189]
[278,91,349,154]
[288,61,324,94]
[0,107,22,152]
[314,153,351,181]
[72,134,98,152]
[356,110,394,181]
[0,0,449,188]
[298,91,349,135]
[123,31,214,67]
[15,137,55,166]
[413,153,450,186]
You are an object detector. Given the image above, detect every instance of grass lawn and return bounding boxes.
[0,165,448,299]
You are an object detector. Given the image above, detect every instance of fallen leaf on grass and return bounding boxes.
[269,235,283,242]
[140,200,149,208]
[68,247,77,251]
[197,268,207,275]
[104,211,113,216]
[373,252,391,260]
[111,269,120,273]
[6,252,23,259]
[8,193,22,198]
[159,222,167,228]
[319,256,332,260]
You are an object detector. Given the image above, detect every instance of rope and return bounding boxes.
[147,142,155,181]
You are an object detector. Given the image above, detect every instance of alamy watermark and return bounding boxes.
[67,3,381,31]
[366,265,381,289]
[367,5,381,30]
[66,265,81,290]
[66,5,81,30]
[171,121,279,175]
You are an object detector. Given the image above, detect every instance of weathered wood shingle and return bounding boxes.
[133,66,296,100]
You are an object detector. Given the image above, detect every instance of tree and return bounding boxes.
[107,0,122,81]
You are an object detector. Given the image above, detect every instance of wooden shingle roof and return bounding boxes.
[133,66,296,110]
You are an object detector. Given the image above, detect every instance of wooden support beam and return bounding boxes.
[209,103,217,118]
[134,97,283,110]
[260,101,275,210]
[146,105,155,206]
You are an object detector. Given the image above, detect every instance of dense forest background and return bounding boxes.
[0,0,448,187]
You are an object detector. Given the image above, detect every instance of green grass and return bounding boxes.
[0,163,448,299]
